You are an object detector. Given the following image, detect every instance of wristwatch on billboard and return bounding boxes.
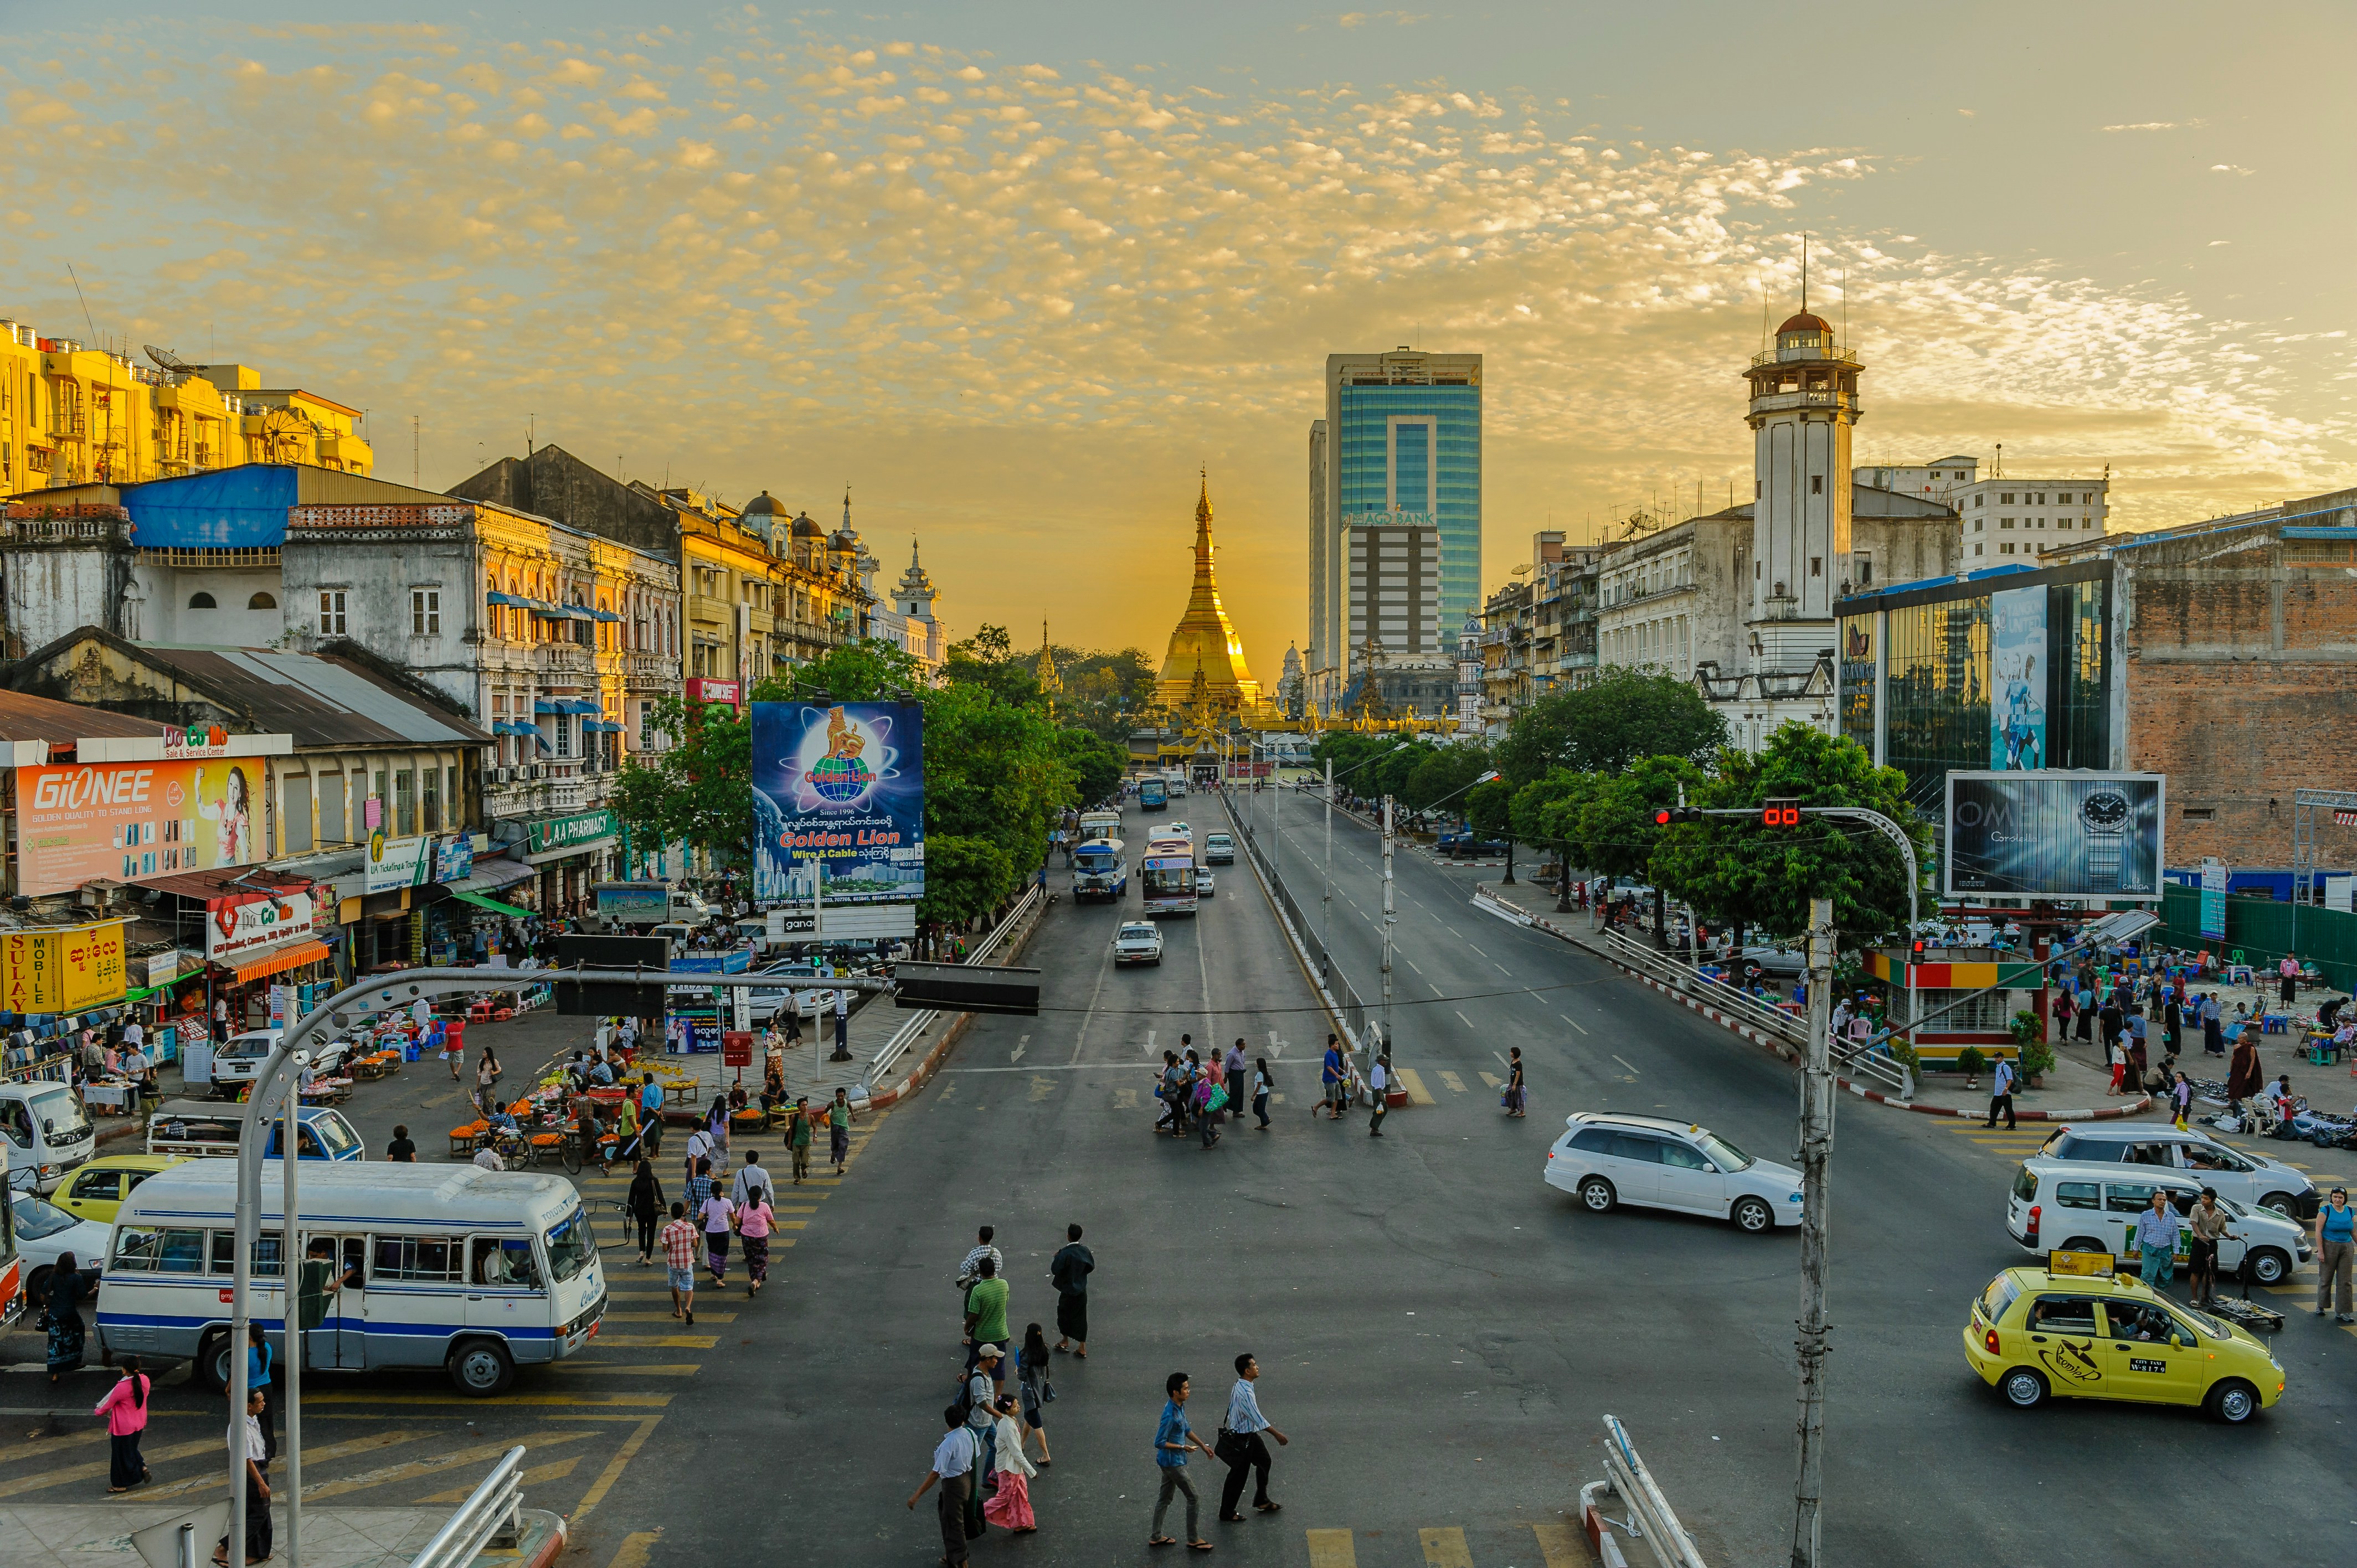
[2079,786,2132,892]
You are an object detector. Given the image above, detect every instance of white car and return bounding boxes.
[1203,833,1234,864]
[1196,870,1216,897]
[1113,922,1165,966]
[1545,1112,1803,1232]
[207,1029,284,1095]
[8,1187,109,1301]
[2034,1125,2317,1219]
[2007,1158,2310,1286]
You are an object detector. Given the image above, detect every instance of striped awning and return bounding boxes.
[229,938,332,984]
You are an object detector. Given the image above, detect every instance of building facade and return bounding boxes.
[1856,457,2111,565]
[1309,349,1481,712]
[1346,520,1443,658]
[0,320,372,495]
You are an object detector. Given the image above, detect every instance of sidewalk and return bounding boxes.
[0,1503,564,1568]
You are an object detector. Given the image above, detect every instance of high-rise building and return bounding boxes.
[1308,349,1481,712]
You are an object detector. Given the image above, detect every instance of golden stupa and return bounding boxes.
[1156,472,1262,714]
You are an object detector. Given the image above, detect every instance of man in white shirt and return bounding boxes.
[1218,1352,1288,1521]
[222,1385,273,1565]
[731,1151,773,1208]
[830,987,852,1060]
[1368,1053,1392,1137]
[906,1404,981,1565]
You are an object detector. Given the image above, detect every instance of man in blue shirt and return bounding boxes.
[1321,1036,1345,1121]
[1150,1371,1216,1549]
[906,1403,981,1566]
[2135,1189,2183,1287]
[1217,1352,1289,1521]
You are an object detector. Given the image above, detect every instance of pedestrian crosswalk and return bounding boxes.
[1300,1522,1588,1565]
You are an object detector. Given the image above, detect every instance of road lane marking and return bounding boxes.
[1306,1529,1357,1568]
[603,1532,663,1568]
[570,1414,663,1528]
[1012,1034,1028,1063]
[1532,1521,1586,1567]
[1421,1526,1474,1567]
[1465,941,1488,957]
[1145,1028,1157,1057]
[1405,957,1424,976]
[1431,982,1445,996]
[420,1454,580,1504]
[1612,1055,1641,1076]
[133,1431,430,1501]
[1560,1014,1588,1035]
[1394,1068,1438,1106]
[1438,1070,1467,1094]
[307,1391,673,1407]
[1455,1010,1474,1027]
[0,1436,225,1500]
[1072,930,1117,1064]
[586,1335,718,1348]
[1495,963,1511,977]
[1480,1071,1504,1088]
[605,1311,738,1322]
[552,1363,699,1376]
[302,1428,591,1500]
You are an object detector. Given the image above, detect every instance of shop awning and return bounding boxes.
[449,888,533,918]
[230,938,332,984]
[534,698,600,715]
[447,857,536,894]
[486,591,532,607]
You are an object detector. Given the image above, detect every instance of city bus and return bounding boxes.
[1073,837,1129,901]
[97,1158,605,1397]
[1138,776,1168,812]
[1141,831,1198,917]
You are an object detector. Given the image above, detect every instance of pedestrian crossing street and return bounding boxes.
[0,1111,888,1517]
[1301,1521,1589,1565]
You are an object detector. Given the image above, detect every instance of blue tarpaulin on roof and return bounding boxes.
[120,467,299,548]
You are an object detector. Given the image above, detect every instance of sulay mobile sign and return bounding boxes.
[14,759,262,896]
[750,702,924,906]
[1,919,129,1013]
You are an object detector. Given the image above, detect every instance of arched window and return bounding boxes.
[188,592,217,610]
[248,592,277,610]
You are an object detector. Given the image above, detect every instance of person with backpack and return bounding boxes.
[1320,1035,1345,1121]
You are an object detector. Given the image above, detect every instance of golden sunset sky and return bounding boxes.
[2,2,2350,669]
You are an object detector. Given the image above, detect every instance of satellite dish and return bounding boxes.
[144,344,203,374]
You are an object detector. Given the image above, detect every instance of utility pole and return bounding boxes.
[283,1051,307,1568]
[1321,757,1334,984]
[1791,894,1836,1568]
[1380,793,1397,1059]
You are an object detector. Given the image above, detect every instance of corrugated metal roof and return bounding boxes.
[0,688,161,743]
[121,644,491,749]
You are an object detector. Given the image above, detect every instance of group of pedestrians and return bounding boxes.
[1152,1036,1277,1147]
[1319,1035,1397,1136]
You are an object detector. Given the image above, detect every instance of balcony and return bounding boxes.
[623,651,675,684]
[689,594,733,625]
[745,605,775,635]
[1747,388,1861,419]
[536,643,595,677]
[1751,344,1860,368]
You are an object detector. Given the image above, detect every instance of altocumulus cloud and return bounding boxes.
[0,16,2346,650]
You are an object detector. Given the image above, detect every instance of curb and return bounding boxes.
[862,900,1051,1112]
[1479,887,2158,1125]
[514,1508,568,1568]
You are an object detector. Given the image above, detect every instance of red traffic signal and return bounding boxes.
[1653,806,1702,826]
[1761,797,1802,828]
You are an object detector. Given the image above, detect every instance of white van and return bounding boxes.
[2034,1125,2318,1220]
[97,1159,605,1396]
[0,1080,97,1194]
[2006,1158,2310,1286]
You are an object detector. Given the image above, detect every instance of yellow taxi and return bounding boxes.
[1964,1258,2284,1424]
[52,1154,186,1225]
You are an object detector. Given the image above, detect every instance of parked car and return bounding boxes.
[52,1153,187,1226]
[1544,1112,1803,1232]
[1113,922,1165,966]
[1437,832,1506,858]
[2005,1158,2310,1285]
[205,1029,284,1096]
[8,1187,109,1303]
[1723,944,1807,979]
[2034,1125,2318,1219]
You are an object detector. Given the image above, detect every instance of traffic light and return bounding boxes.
[1652,806,1704,826]
[1761,797,1802,828]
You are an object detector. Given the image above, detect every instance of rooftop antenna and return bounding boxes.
[1840,265,1847,344]
[1759,267,1772,353]
[1800,234,1809,315]
[1995,442,2004,479]
[65,262,96,342]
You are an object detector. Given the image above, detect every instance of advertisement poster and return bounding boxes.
[1945,773,2165,901]
[2200,862,2228,942]
[15,760,262,896]
[750,702,925,906]
[206,890,319,962]
[436,835,475,883]
[1,919,129,1013]
[1989,585,2047,771]
[365,832,434,894]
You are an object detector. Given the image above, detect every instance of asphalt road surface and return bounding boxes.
[7,790,2353,1568]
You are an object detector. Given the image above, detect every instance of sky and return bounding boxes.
[2,1,2351,668]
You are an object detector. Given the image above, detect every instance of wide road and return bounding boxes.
[1243,783,2357,1566]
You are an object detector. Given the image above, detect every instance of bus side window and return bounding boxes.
[211,1230,286,1277]
[471,1237,542,1290]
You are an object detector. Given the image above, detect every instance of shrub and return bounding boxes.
[1955,1045,1988,1079]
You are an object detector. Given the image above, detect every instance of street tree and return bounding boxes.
[1567,755,1705,941]
[1493,666,1727,783]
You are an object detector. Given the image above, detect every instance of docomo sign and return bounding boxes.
[207,890,318,962]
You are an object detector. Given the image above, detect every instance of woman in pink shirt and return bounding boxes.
[737,1184,776,1298]
[94,1356,153,1493]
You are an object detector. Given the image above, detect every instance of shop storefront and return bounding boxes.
[205,886,332,1029]
[521,808,621,919]
[431,852,538,963]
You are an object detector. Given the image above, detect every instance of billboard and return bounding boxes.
[365,832,433,894]
[1,919,129,1013]
[206,890,319,962]
[1944,773,2165,901]
[1989,585,2047,770]
[751,702,925,906]
[16,759,263,896]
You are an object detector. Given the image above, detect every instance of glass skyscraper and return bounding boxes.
[1309,350,1481,711]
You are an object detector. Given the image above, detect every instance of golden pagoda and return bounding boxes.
[1156,471,1261,714]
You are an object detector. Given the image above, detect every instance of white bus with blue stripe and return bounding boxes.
[96,1159,605,1397]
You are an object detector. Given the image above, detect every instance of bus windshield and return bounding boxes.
[544,1206,595,1283]
[1075,851,1119,873]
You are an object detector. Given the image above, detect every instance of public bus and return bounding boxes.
[97,1158,604,1397]
[1138,776,1168,811]
[1073,837,1129,902]
[1140,830,1198,917]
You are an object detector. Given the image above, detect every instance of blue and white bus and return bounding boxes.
[97,1159,604,1397]
[1073,837,1129,901]
[1141,831,1197,916]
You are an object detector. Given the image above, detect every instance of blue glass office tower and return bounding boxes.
[1309,350,1482,712]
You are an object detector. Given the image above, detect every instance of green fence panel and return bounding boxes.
[2155,882,2357,993]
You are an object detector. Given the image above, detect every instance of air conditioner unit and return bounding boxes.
[493,767,512,784]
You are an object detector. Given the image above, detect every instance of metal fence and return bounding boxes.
[2157,880,2357,991]
[1225,798,1373,1053]
[409,1445,527,1568]
[865,882,1046,1087]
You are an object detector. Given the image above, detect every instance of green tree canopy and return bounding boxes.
[1510,768,1601,848]
[609,695,756,870]
[1056,726,1129,807]
[1567,756,1705,880]
[1493,667,1728,784]
[1648,723,1927,942]
[1401,743,1493,814]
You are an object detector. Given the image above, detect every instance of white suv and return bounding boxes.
[1544,1113,1803,1233]
[2035,1126,2317,1220]
[2007,1158,2310,1286]
[1113,922,1164,967]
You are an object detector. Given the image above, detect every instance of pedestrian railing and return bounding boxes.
[1226,798,1374,1053]
[864,883,1046,1089]
[408,1445,527,1568]
[1580,1415,1708,1568]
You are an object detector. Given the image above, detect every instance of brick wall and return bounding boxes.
[2124,532,2357,869]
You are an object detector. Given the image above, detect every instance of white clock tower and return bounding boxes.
[1742,303,1862,672]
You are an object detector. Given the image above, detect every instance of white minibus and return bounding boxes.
[96,1159,605,1396]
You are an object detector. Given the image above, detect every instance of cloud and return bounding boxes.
[0,19,2343,659]
[2101,120,2203,132]
[2211,163,2255,175]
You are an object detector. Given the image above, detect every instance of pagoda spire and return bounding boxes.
[1156,469,1260,712]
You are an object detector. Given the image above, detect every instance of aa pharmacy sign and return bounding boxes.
[527,809,617,855]
[207,890,318,962]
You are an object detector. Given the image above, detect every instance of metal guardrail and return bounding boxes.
[409,1445,526,1568]
[1227,799,1373,1053]
[864,882,1044,1087]
[1598,929,1912,1096]
[1592,1415,1708,1568]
